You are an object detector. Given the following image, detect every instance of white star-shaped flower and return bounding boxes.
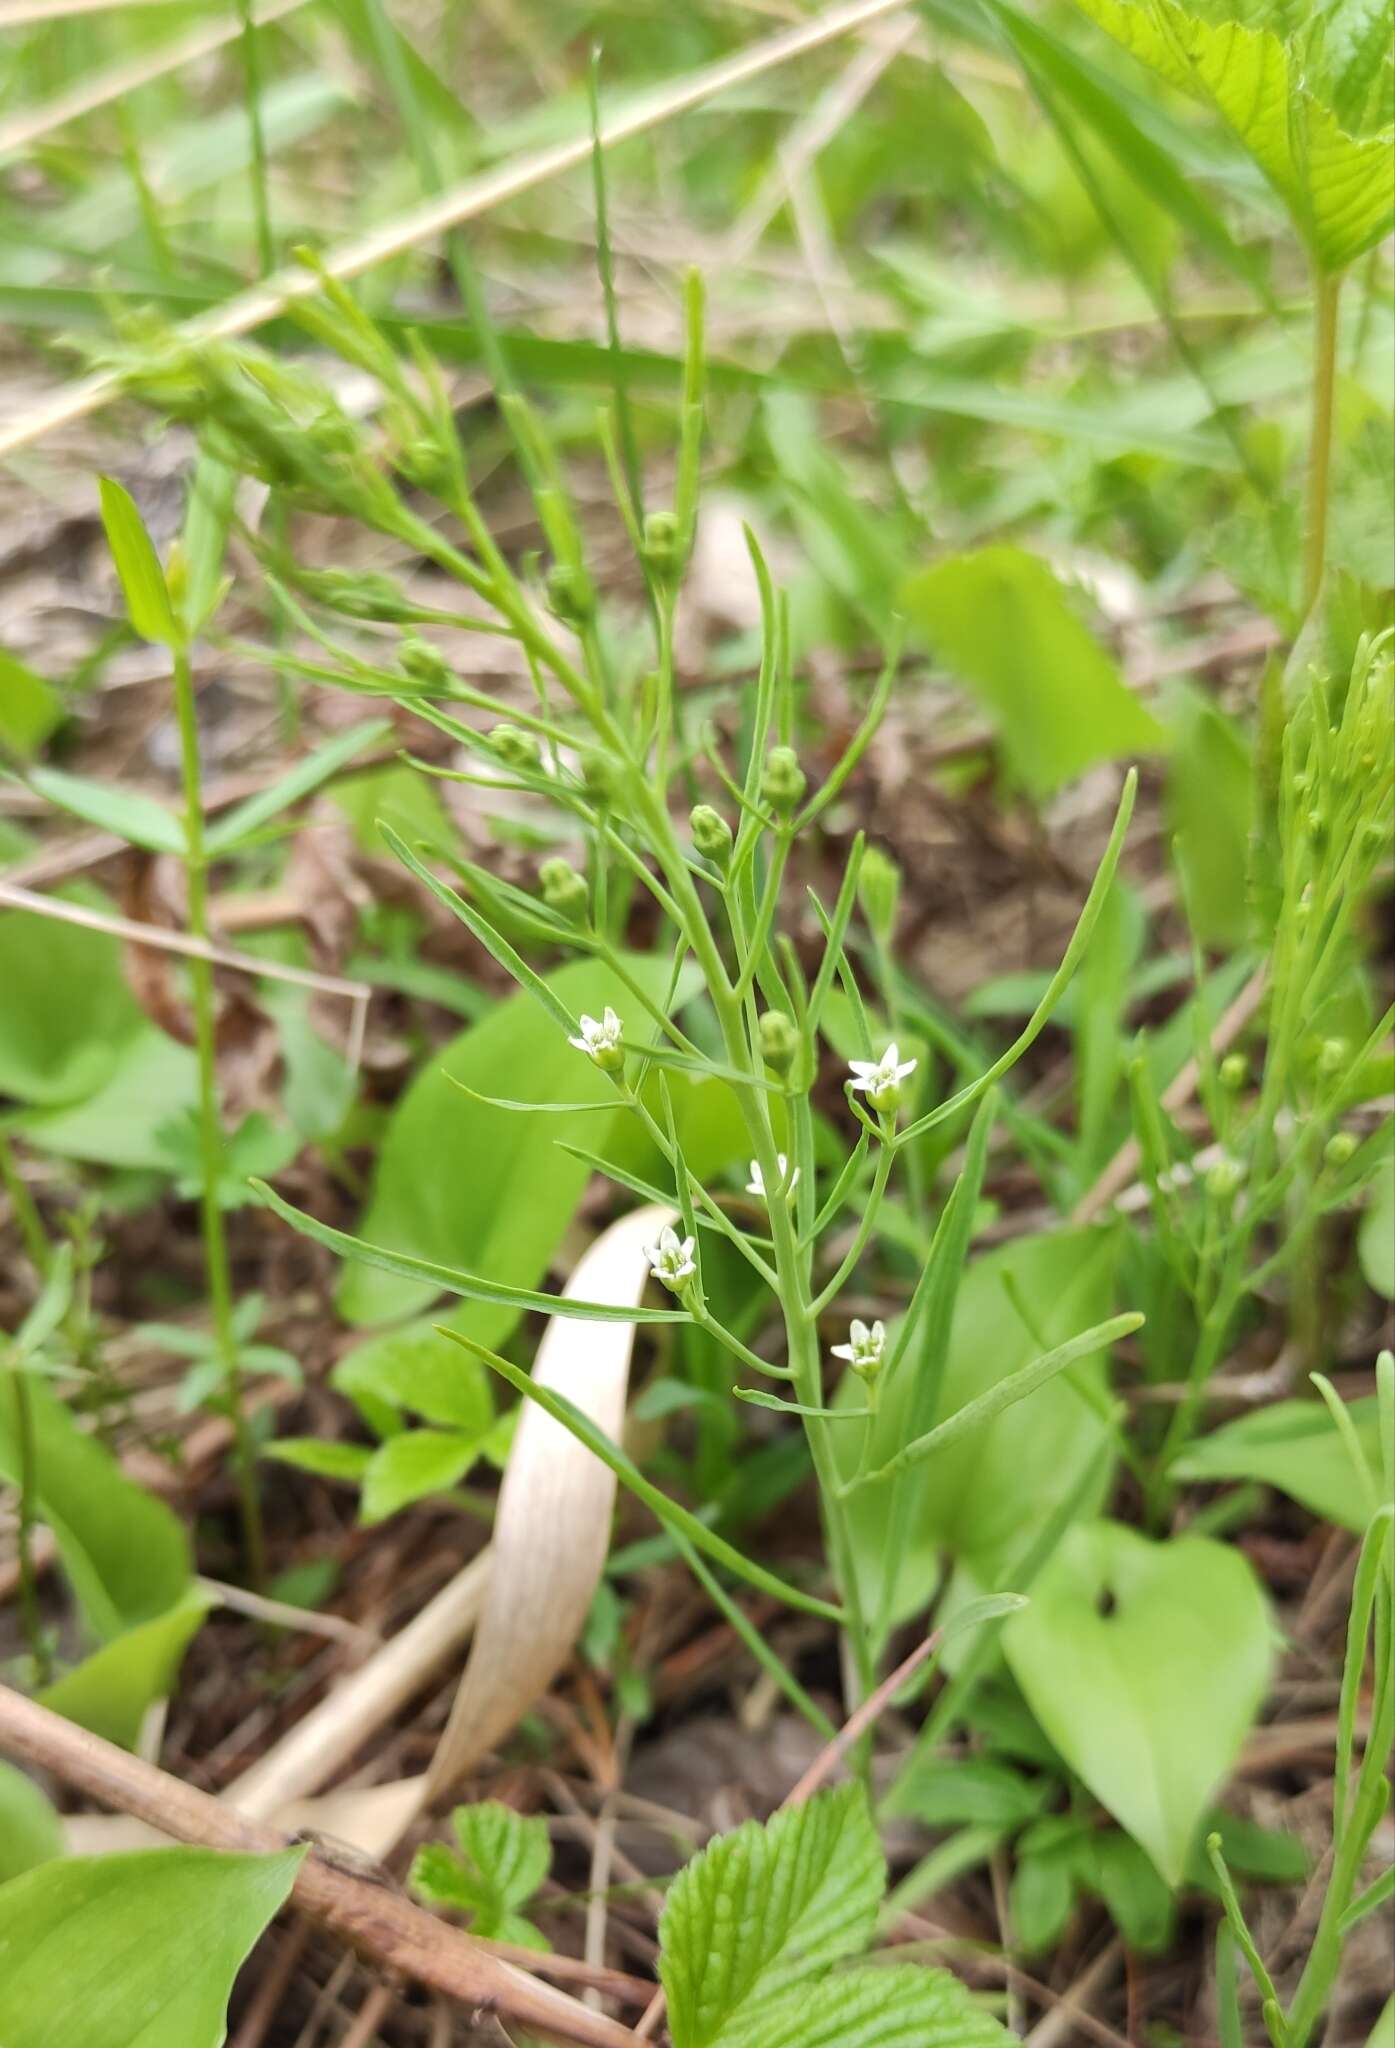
[745,1154,799,1200]
[644,1224,697,1292]
[847,1042,917,1111]
[569,1007,623,1069]
[831,1317,886,1381]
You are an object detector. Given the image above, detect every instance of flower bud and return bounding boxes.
[299,567,414,621]
[546,561,596,626]
[1219,1053,1248,1091]
[489,723,542,770]
[393,436,451,492]
[580,748,617,803]
[859,846,901,943]
[758,1009,799,1075]
[1205,1154,1245,1203]
[1324,1130,1358,1169]
[761,745,806,814]
[690,804,733,864]
[641,509,681,578]
[1317,1037,1349,1077]
[398,636,454,690]
[539,857,589,924]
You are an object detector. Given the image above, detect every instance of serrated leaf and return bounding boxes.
[1071,0,1395,269]
[660,1784,884,2048]
[410,1803,552,1950]
[0,1846,303,2048]
[98,477,180,646]
[711,1965,1010,2048]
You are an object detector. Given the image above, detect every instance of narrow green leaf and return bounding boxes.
[205,718,392,855]
[98,477,179,646]
[443,1327,844,1623]
[251,1179,688,1324]
[26,767,184,857]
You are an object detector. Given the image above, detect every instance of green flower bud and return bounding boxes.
[641,509,681,578]
[758,1009,799,1076]
[539,857,589,923]
[1205,1155,1245,1203]
[690,804,733,864]
[489,723,543,770]
[580,748,617,803]
[398,636,454,690]
[1317,1037,1349,1077]
[761,746,806,814]
[1324,1130,1358,1169]
[393,436,450,492]
[859,846,901,944]
[546,561,596,626]
[1219,1053,1248,1091]
[299,567,414,621]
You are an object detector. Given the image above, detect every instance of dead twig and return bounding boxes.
[0,1684,635,2048]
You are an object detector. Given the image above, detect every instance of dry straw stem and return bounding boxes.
[0,1684,636,2048]
[0,880,372,1074]
[0,0,915,460]
[0,0,312,157]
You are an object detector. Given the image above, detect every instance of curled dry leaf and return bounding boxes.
[426,1202,674,1799]
[194,1204,673,1861]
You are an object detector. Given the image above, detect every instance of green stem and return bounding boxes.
[14,1372,50,1686]
[0,1131,49,1277]
[172,645,265,1587]
[236,0,275,276]
[1302,268,1343,616]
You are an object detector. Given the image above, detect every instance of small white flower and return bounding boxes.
[644,1225,697,1292]
[569,1006,623,1069]
[745,1154,800,1200]
[831,1317,886,1380]
[847,1043,917,1110]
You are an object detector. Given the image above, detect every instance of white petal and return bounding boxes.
[831,1344,854,1362]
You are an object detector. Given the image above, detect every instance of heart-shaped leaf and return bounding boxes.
[1004,1521,1274,1883]
[1173,1396,1385,1531]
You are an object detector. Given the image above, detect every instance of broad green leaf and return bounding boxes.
[1003,1521,1274,1883]
[839,1229,1121,1615]
[660,1784,884,2048]
[1070,0,1395,270]
[37,1588,211,1748]
[332,1317,495,1432]
[0,649,62,758]
[27,766,184,856]
[358,1428,488,1523]
[901,547,1163,798]
[711,1967,1010,2048]
[263,1437,374,1482]
[336,954,678,1326]
[20,1025,199,1171]
[0,1765,62,1883]
[97,477,180,646]
[410,1801,552,1949]
[0,1371,191,1640]
[0,900,147,1107]
[1172,1396,1387,1530]
[0,1846,303,2048]
[1163,681,1254,949]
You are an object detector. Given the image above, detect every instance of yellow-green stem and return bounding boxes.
[1302,269,1343,615]
[172,645,265,1587]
